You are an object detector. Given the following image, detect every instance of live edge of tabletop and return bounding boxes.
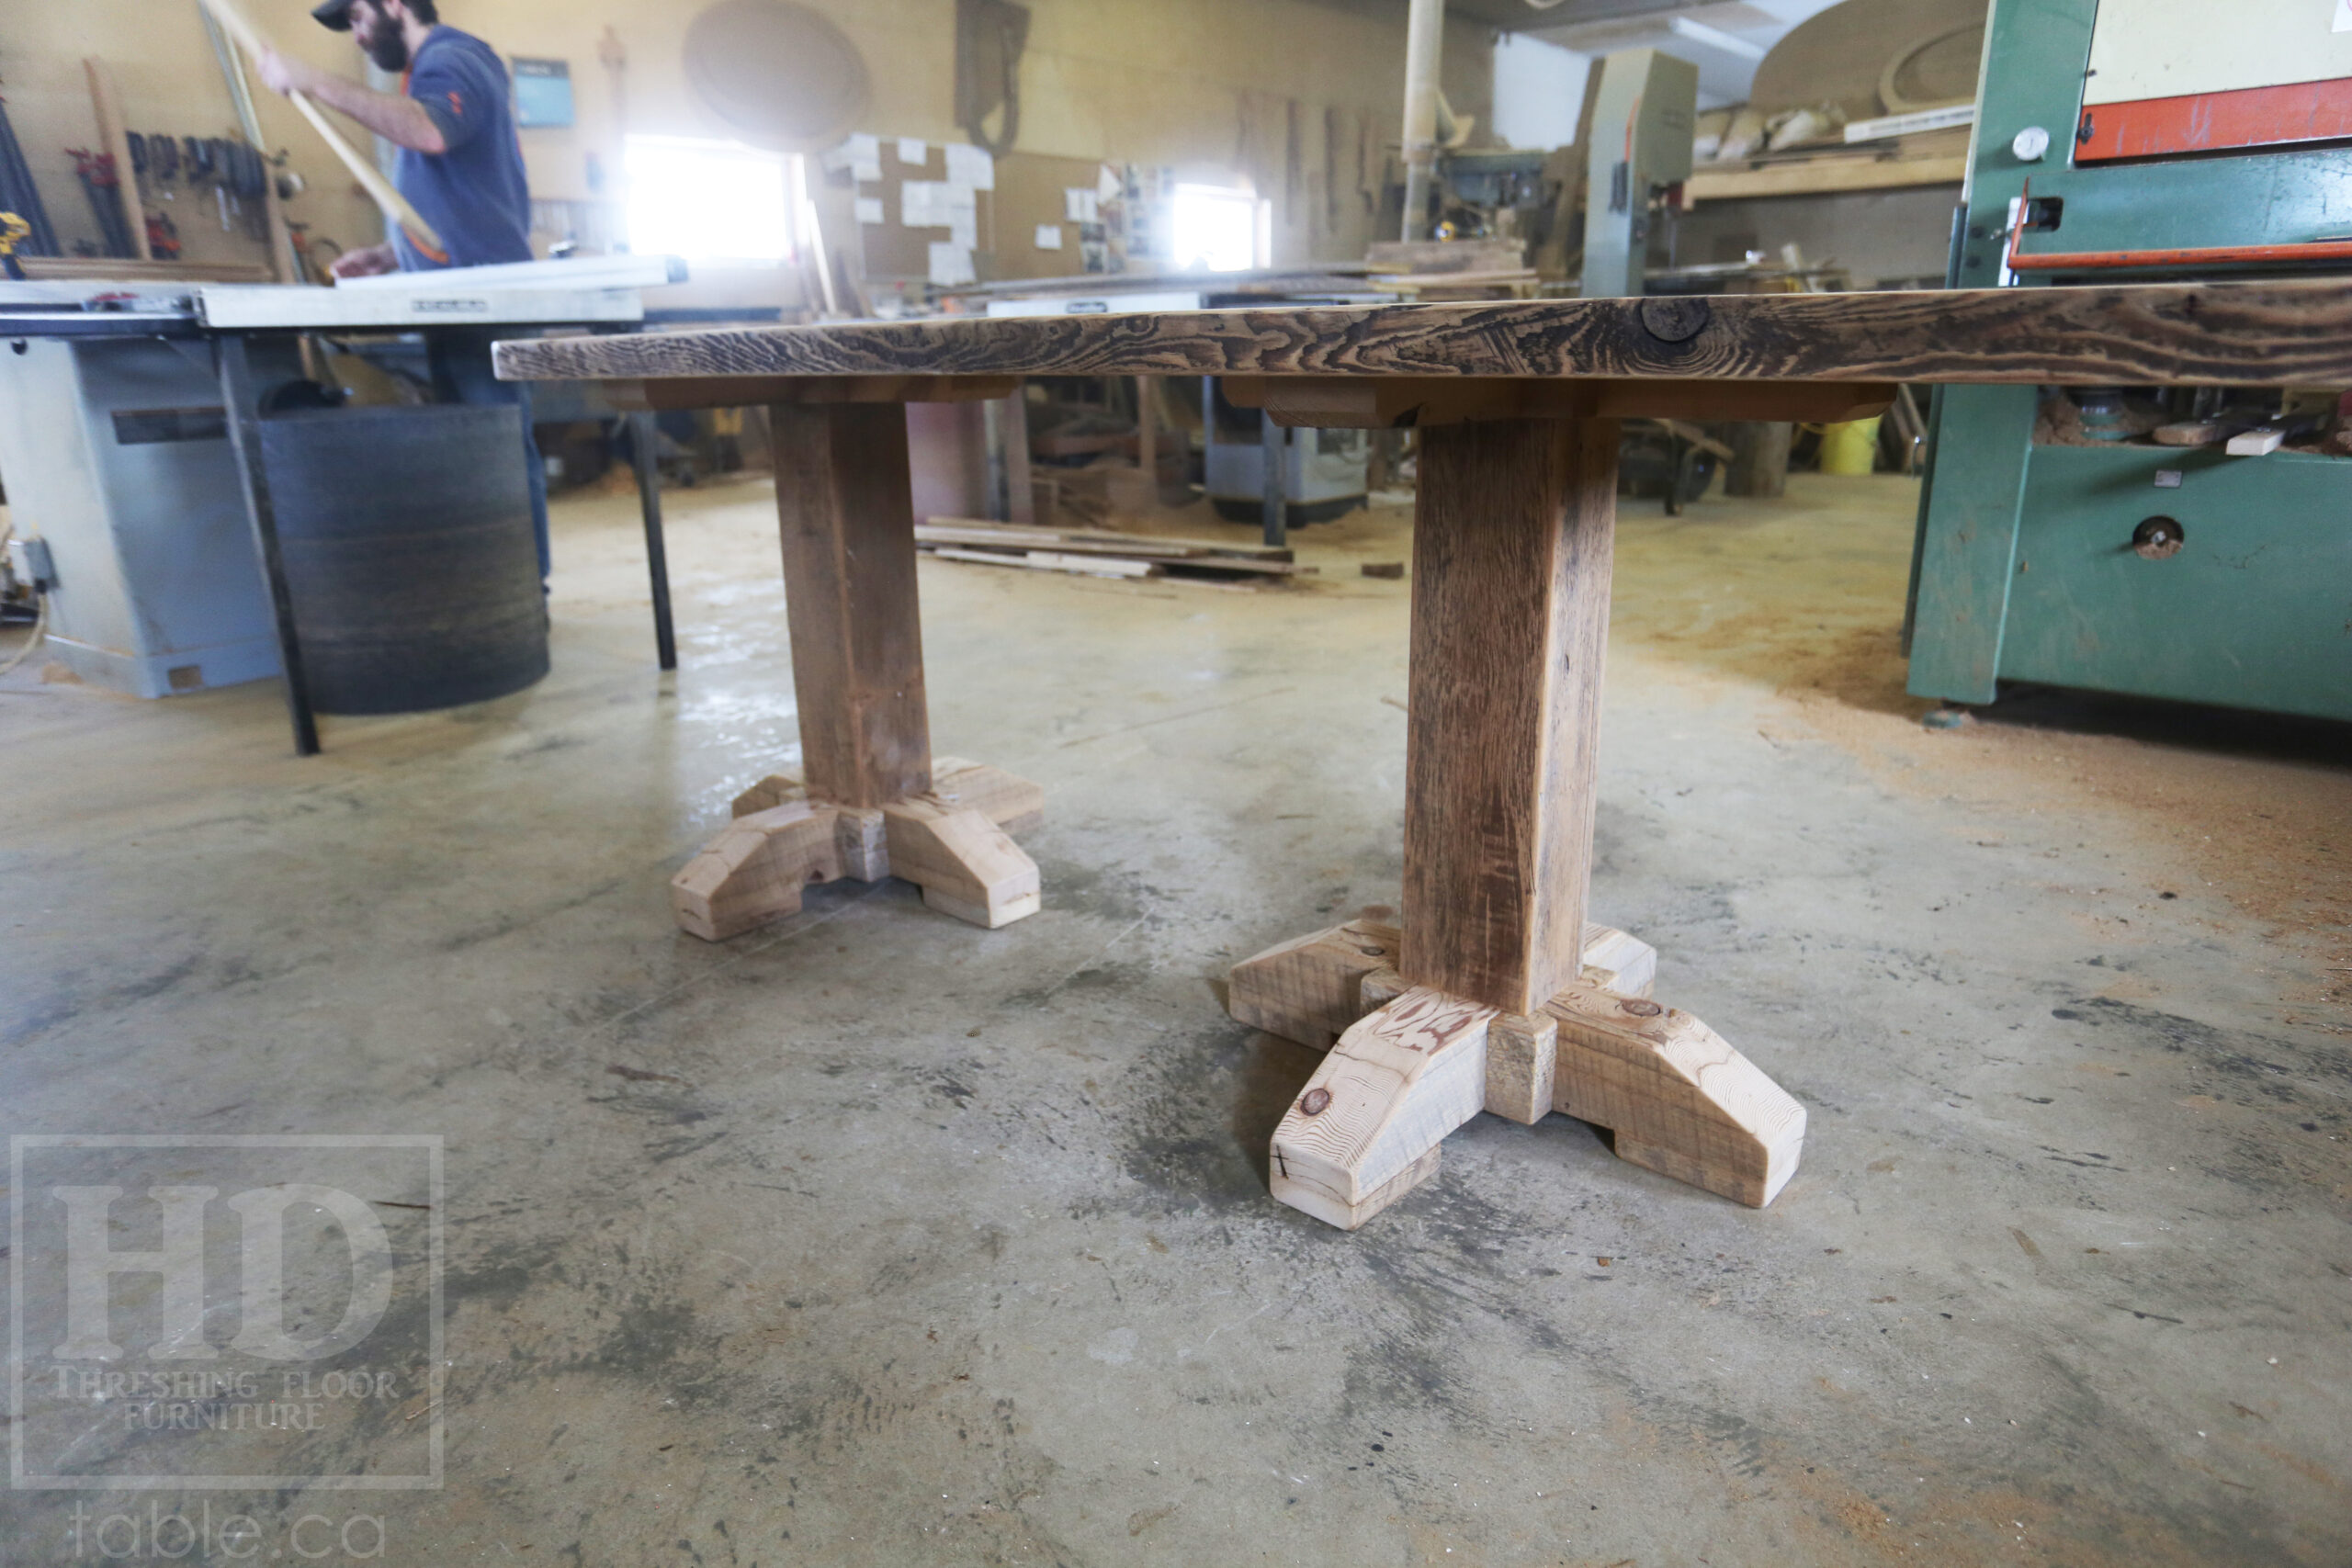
[496,282,2347,1229]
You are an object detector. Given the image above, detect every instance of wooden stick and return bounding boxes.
[83,60,152,261]
[194,0,443,254]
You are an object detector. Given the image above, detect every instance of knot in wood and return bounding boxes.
[1638,297,1711,345]
[1299,1087,1333,1117]
[1619,998,1664,1018]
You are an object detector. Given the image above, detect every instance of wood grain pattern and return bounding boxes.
[1226,919,1403,1050]
[497,282,2352,389]
[879,798,1041,929]
[1485,1010,1559,1126]
[771,402,933,808]
[1269,987,1497,1230]
[1227,376,1895,429]
[677,757,1044,939]
[1401,418,1618,1015]
[1545,983,1806,1207]
[1225,915,1803,1209]
[1227,919,1651,1051]
[671,802,845,941]
[603,376,1020,412]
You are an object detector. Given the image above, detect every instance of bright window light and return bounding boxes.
[624,135,794,262]
[1172,184,1260,272]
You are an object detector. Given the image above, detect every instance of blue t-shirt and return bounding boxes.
[391,27,532,271]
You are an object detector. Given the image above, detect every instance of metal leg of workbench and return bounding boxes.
[216,333,321,757]
[1260,408,1286,549]
[628,410,678,671]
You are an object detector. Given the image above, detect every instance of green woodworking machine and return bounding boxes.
[1906,0,2352,721]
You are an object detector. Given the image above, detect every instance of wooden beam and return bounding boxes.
[1228,919,1655,1054]
[1402,418,1616,1015]
[494,281,2352,389]
[671,801,847,942]
[1684,152,1967,204]
[771,402,933,808]
[677,758,1044,940]
[83,60,152,261]
[1270,987,1496,1230]
[599,375,1021,412]
[1545,983,1805,1207]
[1227,918,1804,1216]
[1225,376,1894,428]
[732,757,1039,835]
[880,798,1041,928]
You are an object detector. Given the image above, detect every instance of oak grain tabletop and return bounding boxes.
[495,280,2352,389]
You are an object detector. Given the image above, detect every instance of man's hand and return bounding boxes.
[330,243,400,278]
[255,47,322,100]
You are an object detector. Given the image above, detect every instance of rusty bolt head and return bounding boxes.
[1299,1088,1332,1117]
[1620,998,1664,1018]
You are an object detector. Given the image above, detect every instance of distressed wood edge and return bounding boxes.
[1227,376,1897,428]
[495,283,2352,391]
[594,374,1023,411]
[670,802,844,942]
[1227,919,1651,1053]
[1269,987,1496,1230]
[879,799,1042,930]
[1544,983,1807,1208]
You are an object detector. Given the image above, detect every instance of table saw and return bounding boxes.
[0,255,687,751]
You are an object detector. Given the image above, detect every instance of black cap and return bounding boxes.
[311,0,357,29]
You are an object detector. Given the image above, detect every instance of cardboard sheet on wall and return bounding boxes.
[834,140,1100,287]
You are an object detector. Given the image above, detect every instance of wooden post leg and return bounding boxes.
[772,401,935,807]
[667,405,1043,938]
[1401,417,1618,1014]
[1236,415,1804,1225]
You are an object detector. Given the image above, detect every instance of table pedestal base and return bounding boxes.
[672,757,1044,940]
[1230,919,1805,1227]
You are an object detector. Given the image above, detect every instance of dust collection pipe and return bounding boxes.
[1398,0,1444,240]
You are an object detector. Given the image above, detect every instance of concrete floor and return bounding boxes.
[3,468,2346,1566]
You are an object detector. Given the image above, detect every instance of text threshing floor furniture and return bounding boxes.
[497,282,2352,1228]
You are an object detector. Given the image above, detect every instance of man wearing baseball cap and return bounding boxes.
[257,1,549,577]
[260,0,530,276]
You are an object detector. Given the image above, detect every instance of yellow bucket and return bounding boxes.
[1817,414,1882,476]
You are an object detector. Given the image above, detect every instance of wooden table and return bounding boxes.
[498,282,2351,1229]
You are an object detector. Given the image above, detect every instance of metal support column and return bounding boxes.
[215,333,320,755]
[628,410,678,671]
[1260,407,1287,549]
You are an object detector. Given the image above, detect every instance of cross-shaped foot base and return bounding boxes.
[1230,919,1804,1227]
[672,758,1044,939]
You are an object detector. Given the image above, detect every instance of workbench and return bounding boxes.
[495,280,2352,1229]
[0,257,689,753]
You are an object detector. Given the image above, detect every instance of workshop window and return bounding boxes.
[623,135,797,262]
[1171,183,1265,273]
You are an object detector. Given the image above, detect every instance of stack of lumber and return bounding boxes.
[1363,238,1536,300]
[918,518,1315,581]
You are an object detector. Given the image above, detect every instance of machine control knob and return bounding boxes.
[2012,126,2052,162]
[2132,516,2186,559]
